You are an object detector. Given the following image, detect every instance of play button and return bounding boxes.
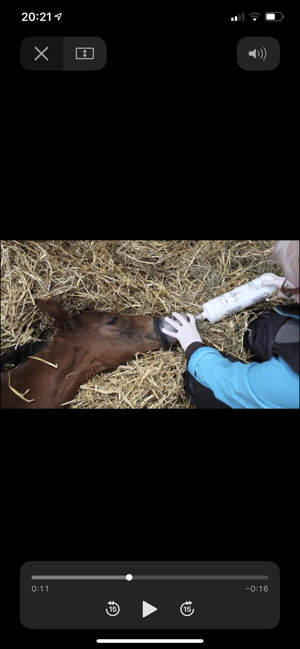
[143,601,158,618]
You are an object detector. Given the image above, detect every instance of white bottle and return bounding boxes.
[195,273,280,324]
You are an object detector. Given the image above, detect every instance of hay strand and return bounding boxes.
[28,356,58,368]
[8,367,34,403]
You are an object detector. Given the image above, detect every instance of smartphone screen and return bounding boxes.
[17,7,285,647]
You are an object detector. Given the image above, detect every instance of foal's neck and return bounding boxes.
[25,333,103,408]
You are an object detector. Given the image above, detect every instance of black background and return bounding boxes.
[14,7,290,644]
[15,5,291,241]
[16,443,288,649]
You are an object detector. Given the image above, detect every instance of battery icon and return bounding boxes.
[265,12,284,21]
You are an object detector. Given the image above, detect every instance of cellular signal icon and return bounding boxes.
[231,13,245,21]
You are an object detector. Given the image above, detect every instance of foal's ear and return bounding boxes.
[35,299,75,330]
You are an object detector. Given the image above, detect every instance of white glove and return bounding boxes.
[161,313,203,352]
[260,273,288,299]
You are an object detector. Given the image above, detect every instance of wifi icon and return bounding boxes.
[249,12,261,21]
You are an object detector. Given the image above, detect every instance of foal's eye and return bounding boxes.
[107,316,118,325]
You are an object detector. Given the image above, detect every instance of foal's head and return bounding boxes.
[35,298,165,370]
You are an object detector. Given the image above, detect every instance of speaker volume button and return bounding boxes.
[237,37,280,71]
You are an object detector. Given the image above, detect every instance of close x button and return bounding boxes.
[237,37,280,71]
[21,36,62,70]
[20,37,107,71]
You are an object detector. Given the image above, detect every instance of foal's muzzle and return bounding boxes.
[153,315,187,350]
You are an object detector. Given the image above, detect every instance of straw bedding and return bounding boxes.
[1,240,284,408]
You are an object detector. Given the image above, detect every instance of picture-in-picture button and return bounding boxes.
[237,37,280,71]
[64,37,106,70]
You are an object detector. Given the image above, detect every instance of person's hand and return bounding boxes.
[260,273,288,299]
[161,313,203,351]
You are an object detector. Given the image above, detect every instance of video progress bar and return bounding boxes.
[31,575,269,581]
[96,641,204,644]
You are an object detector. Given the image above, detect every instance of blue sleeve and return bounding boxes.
[188,347,300,409]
